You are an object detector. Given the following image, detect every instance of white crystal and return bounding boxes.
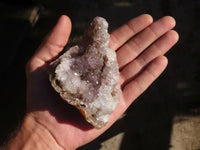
[49,17,121,129]
[74,72,78,76]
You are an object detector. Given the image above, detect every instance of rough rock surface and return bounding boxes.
[49,17,121,129]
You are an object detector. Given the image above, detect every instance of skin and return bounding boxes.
[6,14,179,150]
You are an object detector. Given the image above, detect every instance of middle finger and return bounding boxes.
[117,16,176,69]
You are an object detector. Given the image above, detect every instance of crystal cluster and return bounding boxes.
[49,17,121,129]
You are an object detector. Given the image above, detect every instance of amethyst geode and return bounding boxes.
[49,17,121,129]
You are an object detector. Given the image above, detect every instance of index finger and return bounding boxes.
[109,14,153,51]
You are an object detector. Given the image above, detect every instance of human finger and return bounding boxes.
[122,56,168,107]
[109,14,153,51]
[119,30,179,86]
[117,16,176,69]
[27,15,72,72]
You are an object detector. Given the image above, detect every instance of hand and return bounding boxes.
[25,14,178,149]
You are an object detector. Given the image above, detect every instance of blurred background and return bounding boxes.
[0,0,200,149]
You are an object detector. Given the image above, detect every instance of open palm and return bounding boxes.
[26,14,178,149]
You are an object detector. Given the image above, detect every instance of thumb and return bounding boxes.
[28,15,72,71]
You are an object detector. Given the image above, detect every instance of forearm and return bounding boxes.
[6,114,64,150]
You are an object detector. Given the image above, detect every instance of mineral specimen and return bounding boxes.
[49,17,121,129]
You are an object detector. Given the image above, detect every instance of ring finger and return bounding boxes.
[117,16,176,70]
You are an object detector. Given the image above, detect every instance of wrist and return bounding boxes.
[6,114,64,150]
